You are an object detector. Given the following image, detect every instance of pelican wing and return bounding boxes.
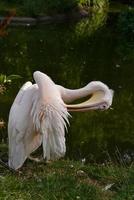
[33,71,70,161]
[8,82,42,170]
[32,100,69,160]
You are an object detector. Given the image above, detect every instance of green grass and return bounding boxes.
[0,159,133,200]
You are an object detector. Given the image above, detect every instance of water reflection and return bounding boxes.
[0,7,134,163]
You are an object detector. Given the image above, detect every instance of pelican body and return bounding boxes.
[8,71,113,170]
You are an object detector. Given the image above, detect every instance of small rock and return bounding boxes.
[81,158,86,165]
[70,165,74,169]
[102,183,115,191]
[76,170,88,178]
[115,64,120,68]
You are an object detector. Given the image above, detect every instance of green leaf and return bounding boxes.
[7,75,22,81]
[0,74,7,84]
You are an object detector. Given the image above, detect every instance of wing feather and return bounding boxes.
[32,98,70,161]
[8,82,42,170]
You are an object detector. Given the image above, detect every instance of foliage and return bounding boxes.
[22,0,91,15]
[0,74,22,84]
[0,74,22,99]
[117,10,134,40]
[22,0,45,16]
[74,1,108,39]
[110,0,134,5]
[42,0,79,14]
[116,10,134,62]
[0,0,133,16]
[0,0,109,16]
[2,0,87,16]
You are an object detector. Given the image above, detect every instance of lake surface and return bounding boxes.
[0,4,134,163]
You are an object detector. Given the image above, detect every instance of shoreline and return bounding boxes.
[0,10,89,26]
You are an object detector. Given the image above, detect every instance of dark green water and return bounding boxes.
[0,6,134,163]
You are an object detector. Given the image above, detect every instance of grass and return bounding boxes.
[0,159,133,200]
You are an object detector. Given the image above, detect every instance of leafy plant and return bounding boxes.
[22,0,45,16]
[0,74,22,84]
[22,0,86,15]
[0,74,22,95]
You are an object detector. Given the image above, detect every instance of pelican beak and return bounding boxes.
[66,90,113,112]
[66,101,108,112]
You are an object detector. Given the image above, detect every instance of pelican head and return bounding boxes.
[58,80,113,112]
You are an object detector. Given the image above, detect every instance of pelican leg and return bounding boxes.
[28,156,43,163]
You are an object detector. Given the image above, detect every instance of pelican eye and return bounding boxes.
[100,104,107,110]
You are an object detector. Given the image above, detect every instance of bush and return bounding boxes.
[44,0,79,13]
[22,0,81,16]
[4,0,23,3]
[22,0,44,16]
[3,0,108,16]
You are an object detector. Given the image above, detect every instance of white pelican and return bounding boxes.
[8,71,113,170]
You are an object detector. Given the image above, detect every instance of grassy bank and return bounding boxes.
[0,159,133,200]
